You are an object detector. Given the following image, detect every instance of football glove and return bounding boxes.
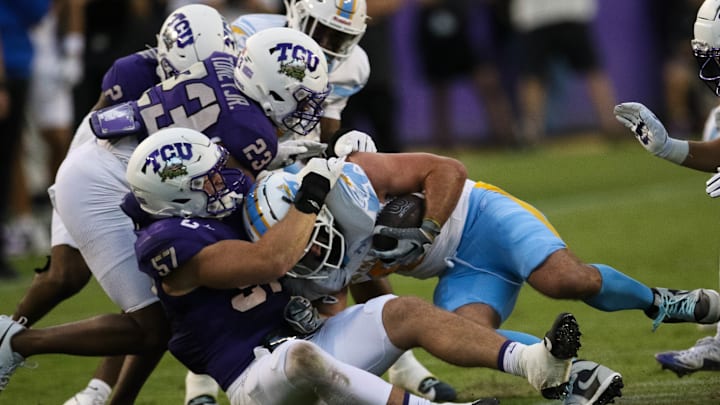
[333,130,377,157]
[369,218,441,267]
[266,139,327,170]
[294,157,345,214]
[284,295,324,335]
[706,169,720,198]
[613,102,689,164]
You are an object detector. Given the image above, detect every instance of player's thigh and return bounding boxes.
[53,141,156,311]
[309,294,403,376]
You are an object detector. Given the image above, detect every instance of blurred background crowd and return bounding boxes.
[0,0,712,275]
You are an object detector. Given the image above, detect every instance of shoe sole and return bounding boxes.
[545,313,582,360]
[589,374,624,405]
[541,313,583,399]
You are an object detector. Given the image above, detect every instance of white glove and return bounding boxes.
[294,157,345,214]
[297,157,345,189]
[267,139,328,170]
[333,130,377,157]
[613,102,689,164]
[706,169,720,198]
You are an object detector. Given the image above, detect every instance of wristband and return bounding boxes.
[658,138,689,165]
[420,218,441,241]
[294,172,330,214]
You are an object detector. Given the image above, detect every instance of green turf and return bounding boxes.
[3,137,720,404]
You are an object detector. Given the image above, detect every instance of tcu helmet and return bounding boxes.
[156,4,237,80]
[234,27,330,136]
[694,0,720,95]
[285,0,368,62]
[126,127,246,219]
[243,170,344,278]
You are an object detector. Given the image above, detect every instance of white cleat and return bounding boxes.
[655,336,720,377]
[0,315,27,393]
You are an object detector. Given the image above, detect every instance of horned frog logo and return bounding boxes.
[279,58,307,81]
[158,156,188,182]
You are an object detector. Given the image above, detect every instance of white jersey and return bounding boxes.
[284,164,472,299]
[230,13,370,140]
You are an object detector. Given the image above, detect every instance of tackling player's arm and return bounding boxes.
[163,207,319,294]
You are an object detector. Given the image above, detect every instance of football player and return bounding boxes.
[119,127,579,405]
[229,1,457,400]
[0,26,330,405]
[9,4,239,405]
[614,0,720,378]
[244,139,720,404]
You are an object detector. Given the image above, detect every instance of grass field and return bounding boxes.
[3,136,720,404]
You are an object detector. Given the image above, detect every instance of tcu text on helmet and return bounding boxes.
[163,12,195,49]
[142,142,194,176]
[273,42,321,73]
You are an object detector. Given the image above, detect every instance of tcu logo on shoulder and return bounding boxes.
[141,142,194,182]
[272,42,320,80]
[162,12,195,50]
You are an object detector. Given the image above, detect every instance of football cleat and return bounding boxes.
[564,360,623,405]
[646,288,720,331]
[417,376,457,402]
[187,394,218,405]
[63,389,109,405]
[521,313,582,399]
[0,315,27,393]
[655,336,720,377]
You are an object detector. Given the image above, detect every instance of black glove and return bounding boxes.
[284,296,324,335]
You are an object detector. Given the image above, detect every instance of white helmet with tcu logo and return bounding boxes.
[693,0,720,95]
[126,127,245,219]
[234,27,330,136]
[285,0,368,63]
[156,4,237,80]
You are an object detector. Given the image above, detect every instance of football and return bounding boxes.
[372,193,425,251]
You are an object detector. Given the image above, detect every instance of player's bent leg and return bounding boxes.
[13,245,91,326]
[655,335,720,377]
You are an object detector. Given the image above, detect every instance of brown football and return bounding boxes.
[372,193,425,251]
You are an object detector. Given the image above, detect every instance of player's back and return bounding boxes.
[132,51,278,175]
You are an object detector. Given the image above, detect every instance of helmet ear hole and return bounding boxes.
[269,91,285,102]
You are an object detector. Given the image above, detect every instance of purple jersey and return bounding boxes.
[134,51,277,175]
[101,48,159,105]
[90,51,278,176]
[134,212,290,390]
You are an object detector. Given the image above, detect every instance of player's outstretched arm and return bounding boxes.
[614,101,720,172]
